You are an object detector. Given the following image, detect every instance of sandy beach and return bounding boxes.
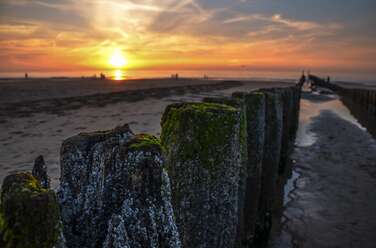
[0,78,294,187]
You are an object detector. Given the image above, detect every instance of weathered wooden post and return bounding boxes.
[255,90,283,240]
[32,155,50,189]
[58,124,181,248]
[276,88,294,173]
[0,172,60,248]
[203,96,248,248]
[290,85,301,142]
[161,102,242,248]
[232,91,266,246]
[372,91,376,115]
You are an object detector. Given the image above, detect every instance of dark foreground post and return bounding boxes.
[256,90,283,241]
[0,172,60,248]
[58,124,181,248]
[278,88,293,173]
[32,155,50,189]
[231,92,266,246]
[161,102,241,248]
[288,85,301,145]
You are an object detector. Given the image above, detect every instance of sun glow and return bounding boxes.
[113,69,125,80]
[109,49,127,68]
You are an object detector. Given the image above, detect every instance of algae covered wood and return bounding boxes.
[203,95,249,247]
[161,102,242,248]
[0,172,60,248]
[58,124,181,248]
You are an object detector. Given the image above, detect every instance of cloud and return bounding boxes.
[0,0,374,74]
[147,0,222,33]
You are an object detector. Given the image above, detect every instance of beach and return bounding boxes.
[0,78,294,187]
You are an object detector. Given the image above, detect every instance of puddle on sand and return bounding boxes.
[282,169,300,205]
[268,90,370,248]
[296,92,366,147]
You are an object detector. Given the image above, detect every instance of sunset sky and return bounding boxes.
[0,0,375,77]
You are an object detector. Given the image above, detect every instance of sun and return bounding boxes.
[109,49,127,68]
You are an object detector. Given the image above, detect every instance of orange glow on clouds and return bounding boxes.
[0,0,375,76]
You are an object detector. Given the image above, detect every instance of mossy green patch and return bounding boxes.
[161,102,239,172]
[0,172,60,248]
[128,133,162,153]
[161,102,242,248]
[205,96,248,169]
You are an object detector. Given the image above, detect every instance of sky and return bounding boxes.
[0,0,375,77]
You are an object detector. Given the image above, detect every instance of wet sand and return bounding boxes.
[0,78,236,104]
[0,78,293,187]
[0,80,245,118]
[269,91,376,248]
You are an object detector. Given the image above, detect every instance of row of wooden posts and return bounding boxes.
[161,79,303,247]
[310,75,376,116]
[309,75,376,138]
[0,79,303,248]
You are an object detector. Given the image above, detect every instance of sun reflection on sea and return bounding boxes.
[113,70,125,80]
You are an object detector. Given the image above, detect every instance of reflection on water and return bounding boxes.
[113,70,125,80]
[296,92,366,147]
[268,160,301,248]
[283,169,300,205]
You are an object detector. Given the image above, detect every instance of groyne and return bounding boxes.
[0,79,303,248]
[310,75,376,137]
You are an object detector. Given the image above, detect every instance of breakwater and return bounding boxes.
[310,75,376,137]
[0,80,303,248]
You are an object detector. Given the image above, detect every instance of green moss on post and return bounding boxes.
[204,95,249,247]
[161,102,241,248]
[0,172,60,248]
[127,133,162,152]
